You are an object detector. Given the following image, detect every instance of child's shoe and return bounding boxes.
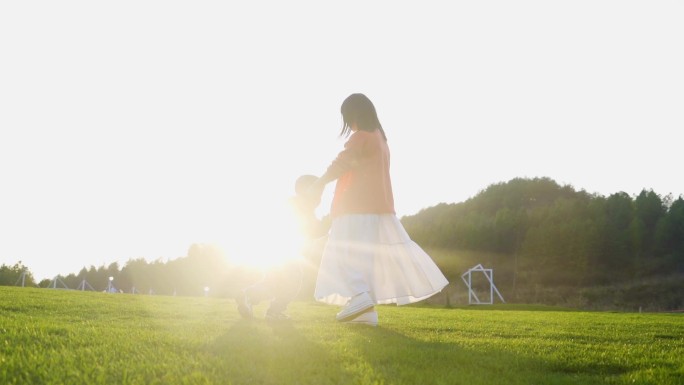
[237,291,253,319]
[336,292,375,322]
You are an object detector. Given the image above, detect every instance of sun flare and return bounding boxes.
[220,200,308,271]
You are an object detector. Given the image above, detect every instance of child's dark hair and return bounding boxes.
[295,174,318,196]
[339,93,387,141]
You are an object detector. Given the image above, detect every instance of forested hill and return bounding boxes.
[401,177,684,288]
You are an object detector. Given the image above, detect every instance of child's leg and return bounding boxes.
[243,272,278,306]
[237,271,278,319]
[267,261,303,316]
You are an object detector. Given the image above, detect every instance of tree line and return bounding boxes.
[401,177,684,304]
[0,244,262,297]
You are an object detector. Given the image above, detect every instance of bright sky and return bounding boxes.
[1,1,682,281]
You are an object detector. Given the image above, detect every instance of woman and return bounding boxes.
[308,93,448,326]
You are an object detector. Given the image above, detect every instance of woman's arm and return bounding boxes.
[306,131,367,204]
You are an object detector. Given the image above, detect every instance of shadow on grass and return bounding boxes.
[206,316,630,385]
[344,323,629,385]
[205,319,357,385]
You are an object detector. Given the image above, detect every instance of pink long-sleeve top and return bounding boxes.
[320,129,395,218]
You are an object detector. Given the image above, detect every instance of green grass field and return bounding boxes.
[0,287,682,385]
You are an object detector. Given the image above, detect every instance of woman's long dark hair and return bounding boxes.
[339,93,387,141]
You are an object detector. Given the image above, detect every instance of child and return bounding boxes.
[306,93,449,326]
[236,175,328,320]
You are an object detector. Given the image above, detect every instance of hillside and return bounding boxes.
[401,177,684,310]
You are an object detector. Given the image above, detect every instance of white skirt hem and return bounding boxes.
[314,214,449,306]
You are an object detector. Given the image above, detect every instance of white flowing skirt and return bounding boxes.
[314,214,449,306]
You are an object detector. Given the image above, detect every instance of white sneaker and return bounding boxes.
[345,310,378,326]
[336,292,375,322]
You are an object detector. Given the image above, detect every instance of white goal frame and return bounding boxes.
[461,264,505,305]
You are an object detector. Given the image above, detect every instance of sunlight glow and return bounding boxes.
[220,199,306,271]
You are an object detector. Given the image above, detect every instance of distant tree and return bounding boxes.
[597,192,634,276]
[85,266,99,290]
[632,190,666,261]
[0,261,36,287]
[63,273,79,289]
[654,196,684,273]
[121,258,151,294]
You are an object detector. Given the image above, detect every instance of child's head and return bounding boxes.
[339,93,386,140]
[291,175,319,224]
[295,174,318,196]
